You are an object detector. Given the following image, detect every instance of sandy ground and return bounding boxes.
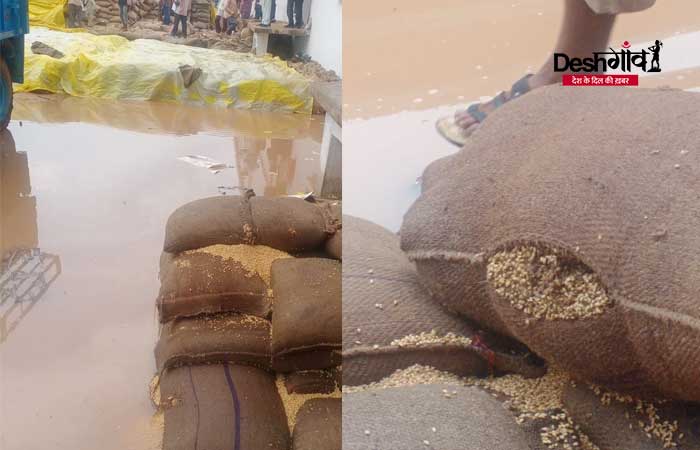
[343,0,700,231]
[0,94,325,450]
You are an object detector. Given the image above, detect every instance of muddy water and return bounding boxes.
[344,0,700,231]
[0,94,324,450]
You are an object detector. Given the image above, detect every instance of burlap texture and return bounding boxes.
[154,313,271,372]
[284,370,338,395]
[343,215,543,386]
[401,86,700,402]
[158,250,270,322]
[562,382,700,450]
[293,398,341,450]
[270,258,342,372]
[161,364,290,450]
[163,194,332,254]
[343,384,532,450]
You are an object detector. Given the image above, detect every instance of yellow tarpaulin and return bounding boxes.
[29,0,68,30]
[17,28,313,113]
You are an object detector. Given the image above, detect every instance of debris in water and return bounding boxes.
[178,155,233,174]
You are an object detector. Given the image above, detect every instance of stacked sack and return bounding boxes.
[93,0,160,27]
[190,0,211,31]
[153,192,342,450]
[392,86,700,450]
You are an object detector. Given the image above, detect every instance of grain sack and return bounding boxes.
[292,398,341,450]
[343,384,532,450]
[325,230,341,260]
[401,86,700,402]
[276,375,341,433]
[157,244,291,322]
[161,364,290,450]
[343,215,543,386]
[271,258,341,372]
[284,370,339,395]
[164,194,332,254]
[562,382,700,450]
[163,194,255,253]
[154,313,271,372]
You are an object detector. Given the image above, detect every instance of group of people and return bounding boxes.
[117,0,306,38]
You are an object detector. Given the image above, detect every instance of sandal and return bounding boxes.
[436,74,533,147]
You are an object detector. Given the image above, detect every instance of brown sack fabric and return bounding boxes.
[155,313,271,372]
[343,384,532,450]
[250,197,330,253]
[325,230,342,260]
[284,370,338,395]
[293,398,341,450]
[271,258,342,372]
[161,364,290,450]
[164,194,331,254]
[401,86,700,402]
[163,194,255,254]
[562,382,700,450]
[343,215,542,386]
[158,245,291,322]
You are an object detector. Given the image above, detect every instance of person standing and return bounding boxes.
[215,0,226,32]
[259,0,271,26]
[254,0,262,19]
[67,0,82,27]
[160,0,172,25]
[224,0,240,34]
[170,0,192,37]
[239,0,252,19]
[118,0,131,30]
[286,0,303,28]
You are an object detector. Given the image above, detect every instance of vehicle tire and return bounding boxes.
[0,57,14,131]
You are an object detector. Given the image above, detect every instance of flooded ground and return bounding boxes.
[0,94,325,450]
[344,0,700,231]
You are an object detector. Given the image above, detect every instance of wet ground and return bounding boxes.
[0,93,325,450]
[344,0,700,231]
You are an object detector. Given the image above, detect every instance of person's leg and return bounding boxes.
[171,13,180,35]
[286,0,294,27]
[120,4,128,28]
[294,0,303,27]
[270,0,275,21]
[261,0,271,25]
[163,3,171,24]
[182,14,187,37]
[453,0,616,131]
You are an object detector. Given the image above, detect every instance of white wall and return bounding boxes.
[272,0,342,77]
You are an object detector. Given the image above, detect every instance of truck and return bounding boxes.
[0,0,28,129]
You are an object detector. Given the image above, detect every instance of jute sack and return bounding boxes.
[161,364,290,450]
[157,245,291,322]
[270,258,341,372]
[292,398,341,450]
[325,230,342,260]
[562,382,700,450]
[343,384,532,450]
[163,193,333,254]
[284,370,339,395]
[154,313,271,372]
[343,215,543,386]
[401,86,700,402]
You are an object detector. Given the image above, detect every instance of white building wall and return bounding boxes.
[271,0,342,77]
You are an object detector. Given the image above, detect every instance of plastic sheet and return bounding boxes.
[17,27,313,113]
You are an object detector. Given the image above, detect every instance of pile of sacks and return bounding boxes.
[152,192,342,450]
[189,0,211,30]
[94,0,160,26]
[344,86,700,450]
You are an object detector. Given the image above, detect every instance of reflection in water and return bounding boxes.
[1,94,326,450]
[0,130,62,344]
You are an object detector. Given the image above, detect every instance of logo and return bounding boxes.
[555,40,662,86]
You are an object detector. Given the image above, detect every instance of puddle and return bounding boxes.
[0,94,325,450]
[344,0,700,231]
